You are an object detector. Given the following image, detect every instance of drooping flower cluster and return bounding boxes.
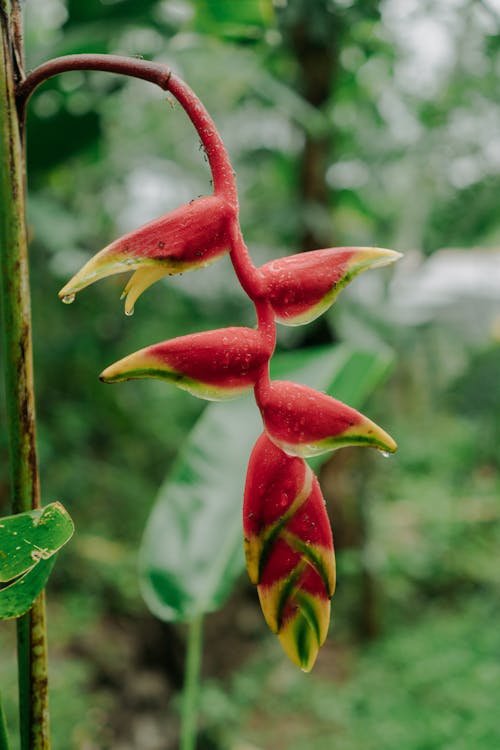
[60,69,400,671]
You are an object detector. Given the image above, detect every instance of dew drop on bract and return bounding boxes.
[62,294,75,305]
[380,451,390,458]
[125,306,135,317]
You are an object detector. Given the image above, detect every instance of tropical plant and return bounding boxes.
[0,2,400,747]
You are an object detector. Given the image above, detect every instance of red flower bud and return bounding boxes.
[259,247,401,326]
[243,433,335,671]
[59,195,231,314]
[255,379,397,457]
[100,327,269,400]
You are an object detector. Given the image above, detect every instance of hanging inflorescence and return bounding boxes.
[57,66,400,671]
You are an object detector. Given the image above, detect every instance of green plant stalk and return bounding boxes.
[180,615,204,750]
[0,692,11,750]
[0,3,50,749]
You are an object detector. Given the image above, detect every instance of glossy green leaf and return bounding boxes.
[0,502,74,620]
[139,344,394,623]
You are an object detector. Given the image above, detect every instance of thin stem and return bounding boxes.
[227,216,262,300]
[16,54,171,111]
[0,691,11,750]
[0,7,50,749]
[167,73,237,204]
[255,298,277,357]
[227,217,277,361]
[180,615,204,750]
[16,54,238,204]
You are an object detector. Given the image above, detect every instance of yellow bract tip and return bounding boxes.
[99,350,153,383]
[348,247,403,272]
[343,416,398,455]
[121,266,170,315]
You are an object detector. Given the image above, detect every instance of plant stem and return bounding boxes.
[0,692,11,750]
[16,54,238,205]
[0,4,50,749]
[180,615,204,750]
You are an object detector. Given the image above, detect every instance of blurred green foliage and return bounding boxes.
[1,0,500,748]
[201,595,500,749]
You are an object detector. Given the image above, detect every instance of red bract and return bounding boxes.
[243,433,335,671]
[100,327,269,401]
[59,195,232,314]
[259,246,401,326]
[255,379,397,457]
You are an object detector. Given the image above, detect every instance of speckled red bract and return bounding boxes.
[147,327,269,386]
[255,379,362,445]
[104,195,229,263]
[260,248,355,320]
[286,477,333,549]
[243,432,309,537]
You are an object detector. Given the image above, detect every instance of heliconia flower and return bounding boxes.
[255,379,397,457]
[243,433,335,671]
[258,247,401,326]
[58,195,231,314]
[99,327,269,401]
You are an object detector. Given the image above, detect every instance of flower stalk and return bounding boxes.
[180,615,204,750]
[0,3,49,747]
[16,49,400,675]
[26,52,400,670]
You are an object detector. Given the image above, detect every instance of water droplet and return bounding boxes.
[380,450,390,458]
[62,294,75,305]
[125,306,135,317]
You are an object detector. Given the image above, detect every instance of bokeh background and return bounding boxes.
[1,0,500,747]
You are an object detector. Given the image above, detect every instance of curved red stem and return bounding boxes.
[17,53,276,354]
[16,54,238,204]
[166,72,237,205]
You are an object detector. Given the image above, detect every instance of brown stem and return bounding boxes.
[0,5,49,748]
[282,2,338,250]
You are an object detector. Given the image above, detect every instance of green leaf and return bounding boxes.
[139,344,394,623]
[0,502,74,620]
[193,0,275,41]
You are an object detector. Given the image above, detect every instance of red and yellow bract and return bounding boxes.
[59,195,231,314]
[259,246,401,326]
[255,379,397,458]
[100,327,269,401]
[244,433,335,671]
